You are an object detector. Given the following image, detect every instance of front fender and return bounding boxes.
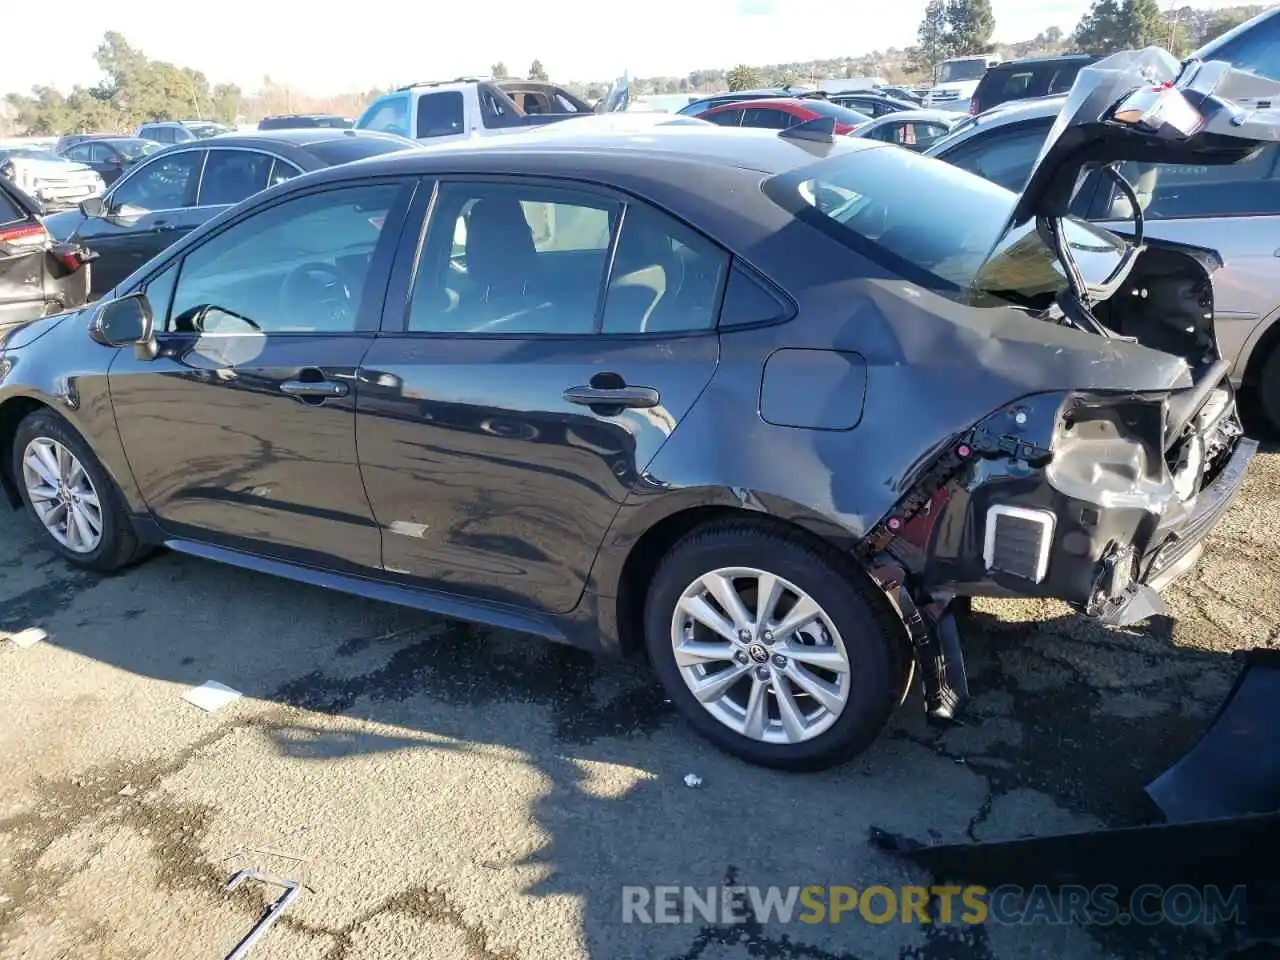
[0,314,144,515]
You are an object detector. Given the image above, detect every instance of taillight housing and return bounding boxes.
[0,221,48,251]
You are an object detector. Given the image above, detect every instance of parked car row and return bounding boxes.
[0,45,1273,773]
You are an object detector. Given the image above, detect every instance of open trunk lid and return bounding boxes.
[1009,47,1280,228]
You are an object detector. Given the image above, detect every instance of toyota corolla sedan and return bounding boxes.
[0,49,1268,770]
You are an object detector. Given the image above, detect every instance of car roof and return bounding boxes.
[709,98,816,111]
[970,94,1065,126]
[336,123,884,177]
[987,53,1098,70]
[176,129,405,149]
[867,109,961,123]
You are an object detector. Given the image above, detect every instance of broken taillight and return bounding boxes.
[0,221,48,250]
[1112,83,1205,137]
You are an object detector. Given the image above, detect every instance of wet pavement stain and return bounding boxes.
[278,622,676,745]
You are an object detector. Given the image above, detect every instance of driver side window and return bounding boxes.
[111,152,202,213]
[167,182,402,335]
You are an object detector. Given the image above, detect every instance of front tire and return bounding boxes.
[11,409,145,572]
[645,522,906,771]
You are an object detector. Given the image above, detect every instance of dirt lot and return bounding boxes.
[2,448,1278,960]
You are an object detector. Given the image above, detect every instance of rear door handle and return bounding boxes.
[563,385,660,409]
[280,379,349,398]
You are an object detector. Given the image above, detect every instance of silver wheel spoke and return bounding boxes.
[755,572,784,629]
[773,595,823,640]
[784,663,845,715]
[35,443,60,483]
[782,643,849,673]
[774,679,808,743]
[742,675,769,740]
[691,663,751,703]
[701,571,754,633]
[678,595,739,644]
[24,450,58,488]
[673,640,736,667]
[26,480,58,503]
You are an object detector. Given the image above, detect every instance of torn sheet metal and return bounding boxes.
[223,870,300,960]
[1146,648,1280,823]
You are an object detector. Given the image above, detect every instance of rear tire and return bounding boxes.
[1255,342,1280,437]
[644,522,906,771]
[11,409,147,572]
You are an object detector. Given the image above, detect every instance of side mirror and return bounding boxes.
[90,293,157,359]
[80,196,106,218]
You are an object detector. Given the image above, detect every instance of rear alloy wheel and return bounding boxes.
[645,524,904,770]
[12,410,146,572]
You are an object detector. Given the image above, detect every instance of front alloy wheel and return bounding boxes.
[22,437,104,553]
[671,567,852,745]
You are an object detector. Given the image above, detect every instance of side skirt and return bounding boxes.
[161,537,570,644]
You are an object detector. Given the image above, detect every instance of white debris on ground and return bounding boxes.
[2,627,48,649]
[683,773,703,788]
[181,680,243,713]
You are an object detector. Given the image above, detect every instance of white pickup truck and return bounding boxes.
[355,76,629,144]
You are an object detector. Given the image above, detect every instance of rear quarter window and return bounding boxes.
[304,136,414,166]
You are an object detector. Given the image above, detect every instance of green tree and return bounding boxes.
[946,0,996,56]
[1074,0,1163,54]
[210,83,242,125]
[529,58,549,81]
[914,0,952,77]
[490,61,509,79]
[1199,9,1255,47]
[726,64,762,91]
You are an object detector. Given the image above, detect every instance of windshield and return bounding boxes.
[187,124,227,138]
[802,100,874,125]
[762,145,1126,307]
[937,59,989,84]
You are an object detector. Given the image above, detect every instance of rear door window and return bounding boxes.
[1091,145,1280,220]
[416,92,465,138]
[197,150,273,206]
[704,108,744,127]
[742,107,795,129]
[111,151,203,212]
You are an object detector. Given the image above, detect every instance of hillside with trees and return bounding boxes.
[3,4,1274,136]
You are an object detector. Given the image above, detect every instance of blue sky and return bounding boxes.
[1,0,1253,96]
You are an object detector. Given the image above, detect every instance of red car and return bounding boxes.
[699,97,872,135]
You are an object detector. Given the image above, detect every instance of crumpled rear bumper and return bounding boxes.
[859,388,1255,620]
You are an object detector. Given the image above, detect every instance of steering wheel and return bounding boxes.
[280,262,353,329]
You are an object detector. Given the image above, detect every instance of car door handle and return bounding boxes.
[280,379,349,398]
[563,385,660,409]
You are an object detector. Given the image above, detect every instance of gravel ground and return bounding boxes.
[1,448,1277,960]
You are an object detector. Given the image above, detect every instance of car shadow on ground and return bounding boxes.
[1,499,1271,960]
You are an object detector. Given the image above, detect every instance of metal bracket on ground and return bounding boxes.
[223,869,301,960]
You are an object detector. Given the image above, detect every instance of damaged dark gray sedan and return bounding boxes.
[0,50,1268,770]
